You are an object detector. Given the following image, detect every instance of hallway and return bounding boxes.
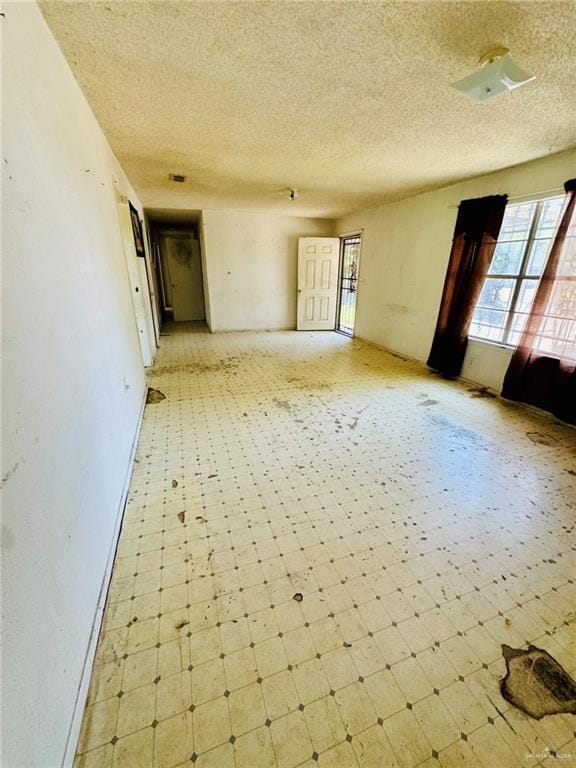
[76,325,576,768]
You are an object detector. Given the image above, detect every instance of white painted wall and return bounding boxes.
[2,4,152,766]
[337,149,576,391]
[201,210,334,331]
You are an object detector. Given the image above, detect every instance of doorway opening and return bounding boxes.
[337,234,361,336]
[148,213,206,329]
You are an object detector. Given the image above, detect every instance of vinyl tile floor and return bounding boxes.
[75,323,576,768]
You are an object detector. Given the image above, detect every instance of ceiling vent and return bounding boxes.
[451,47,535,102]
[169,173,186,183]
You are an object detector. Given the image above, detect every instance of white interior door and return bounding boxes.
[297,237,340,330]
[163,233,205,321]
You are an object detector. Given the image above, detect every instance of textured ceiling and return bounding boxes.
[40,0,576,217]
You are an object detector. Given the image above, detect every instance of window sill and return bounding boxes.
[468,337,515,352]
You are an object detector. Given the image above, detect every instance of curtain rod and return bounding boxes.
[507,187,564,202]
[448,187,564,209]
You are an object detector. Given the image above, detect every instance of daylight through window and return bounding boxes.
[469,196,567,348]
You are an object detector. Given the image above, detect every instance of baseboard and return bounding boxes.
[353,334,426,368]
[210,326,295,333]
[353,334,501,395]
[61,387,147,768]
[352,334,576,426]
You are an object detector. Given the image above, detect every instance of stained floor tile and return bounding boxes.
[75,323,576,767]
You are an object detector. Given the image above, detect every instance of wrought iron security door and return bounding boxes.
[337,235,361,335]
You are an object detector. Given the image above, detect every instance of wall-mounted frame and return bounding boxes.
[129,201,146,258]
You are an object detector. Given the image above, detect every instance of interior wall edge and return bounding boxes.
[60,389,147,768]
[199,211,213,331]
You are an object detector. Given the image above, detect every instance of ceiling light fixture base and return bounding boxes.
[478,46,509,66]
[451,47,535,102]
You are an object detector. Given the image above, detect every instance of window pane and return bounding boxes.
[532,279,576,360]
[525,238,552,276]
[506,315,528,347]
[535,196,564,239]
[547,279,576,321]
[469,307,507,343]
[534,316,571,356]
[563,322,576,362]
[488,239,525,275]
[508,310,531,346]
[557,228,576,276]
[516,279,538,312]
[525,197,565,276]
[498,202,536,241]
[475,278,516,311]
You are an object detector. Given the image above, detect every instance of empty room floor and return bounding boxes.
[76,323,576,768]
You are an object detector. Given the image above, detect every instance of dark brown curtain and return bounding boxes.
[427,195,508,377]
[502,179,576,425]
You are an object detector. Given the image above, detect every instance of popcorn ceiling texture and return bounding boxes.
[40,0,576,217]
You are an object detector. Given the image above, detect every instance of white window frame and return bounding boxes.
[469,194,564,348]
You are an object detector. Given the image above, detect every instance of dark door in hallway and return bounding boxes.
[161,231,206,322]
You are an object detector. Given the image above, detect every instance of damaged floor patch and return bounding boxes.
[467,386,496,398]
[500,645,576,719]
[146,387,166,404]
[527,431,559,446]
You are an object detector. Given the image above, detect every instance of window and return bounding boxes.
[469,196,566,347]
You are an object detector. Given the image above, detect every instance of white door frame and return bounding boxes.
[116,196,156,366]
